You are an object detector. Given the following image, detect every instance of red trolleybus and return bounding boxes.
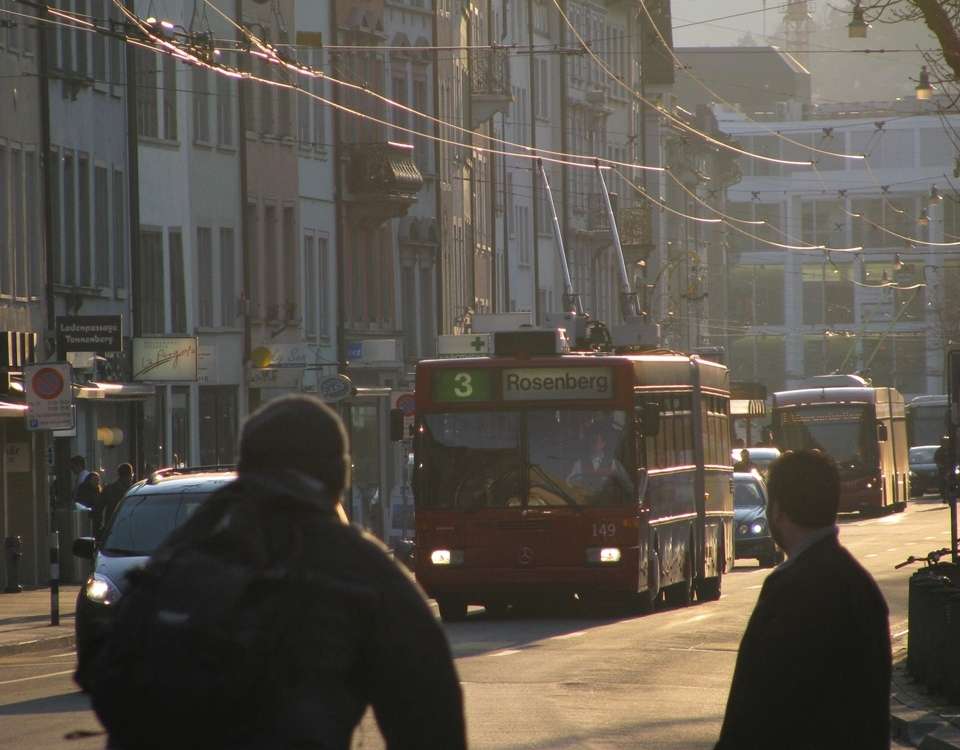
[771,381,909,514]
[412,334,733,621]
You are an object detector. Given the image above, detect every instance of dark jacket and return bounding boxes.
[125,472,466,750]
[96,478,133,539]
[715,532,890,750]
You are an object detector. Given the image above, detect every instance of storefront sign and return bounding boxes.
[132,337,199,382]
[502,367,613,401]
[319,374,352,402]
[56,315,122,353]
[24,363,75,431]
[248,367,304,389]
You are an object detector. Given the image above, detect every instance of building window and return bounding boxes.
[163,54,178,141]
[420,265,435,356]
[63,152,76,284]
[193,67,210,143]
[804,334,851,379]
[304,233,317,338]
[94,165,109,286]
[142,389,166,474]
[197,227,214,327]
[74,0,88,75]
[245,203,259,317]
[413,77,428,171]
[136,48,159,138]
[312,49,325,152]
[216,73,234,147]
[282,206,297,319]
[113,169,126,289]
[26,151,40,297]
[392,74,409,141]
[139,229,165,334]
[92,0,107,82]
[50,149,62,284]
[78,154,91,287]
[220,227,236,325]
[535,59,549,120]
[8,148,22,297]
[60,4,73,72]
[259,57,274,136]
[401,265,416,358]
[169,229,186,332]
[109,1,124,95]
[263,205,278,319]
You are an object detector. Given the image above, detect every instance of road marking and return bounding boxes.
[886,548,899,552]
[878,514,905,525]
[490,649,522,657]
[865,554,879,558]
[683,613,714,625]
[550,631,586,641]
[0,669,74,686]
[746,584,763,589]
[925,536,940,540]
[892,629,909,639]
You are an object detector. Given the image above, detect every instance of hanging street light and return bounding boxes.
[918,208,931,227]
[848,2,868,39]
[929,185,943,205]
[916,65,934,101]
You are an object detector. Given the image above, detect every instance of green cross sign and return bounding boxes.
[470,336,487,352]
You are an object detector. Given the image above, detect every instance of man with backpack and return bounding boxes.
[89,395,467,750]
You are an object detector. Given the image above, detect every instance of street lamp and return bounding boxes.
[918,209,931,227]
[848,2,868,39]
[930,185,943,206]
[916,65,934,101]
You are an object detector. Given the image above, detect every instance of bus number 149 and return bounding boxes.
[592,522,616,538]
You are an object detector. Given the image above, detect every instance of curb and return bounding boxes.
[0,633,75,657]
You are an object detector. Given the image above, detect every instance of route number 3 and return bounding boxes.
[454,372,473,398]
[592,522,616,538]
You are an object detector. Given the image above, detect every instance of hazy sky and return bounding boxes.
[671,0,798,47]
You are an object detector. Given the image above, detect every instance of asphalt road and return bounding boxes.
[0,495,949,749]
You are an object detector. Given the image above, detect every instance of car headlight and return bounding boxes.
[738,523,749,536]
[84,573,122,606]
[430,549,464,566]
[586,547,621,564]
[751,521,764,535]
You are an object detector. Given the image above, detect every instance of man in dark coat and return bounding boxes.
[715,449,891,750]
[95,463,135,540]
[94,395,467,750]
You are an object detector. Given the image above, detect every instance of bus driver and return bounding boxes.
[566,424,632,495]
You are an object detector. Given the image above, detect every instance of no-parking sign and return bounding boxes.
[24,363,75,431]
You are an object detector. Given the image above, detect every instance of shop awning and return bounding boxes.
[0,400,28,418]
[74,382,156,400]
[731,398,766,417]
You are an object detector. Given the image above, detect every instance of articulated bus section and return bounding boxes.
[412,350,733,621]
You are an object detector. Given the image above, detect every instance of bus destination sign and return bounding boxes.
[503,367,613,401]
[432,368,493,402]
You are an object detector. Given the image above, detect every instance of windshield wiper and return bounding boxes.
[527,463,584,510]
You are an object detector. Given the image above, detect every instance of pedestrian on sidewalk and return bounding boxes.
[715,449,891,750]
[90,395,466,750]
[95,463,135,541]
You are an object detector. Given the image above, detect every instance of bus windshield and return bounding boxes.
[418,409,632,509]
[776,404,877,473]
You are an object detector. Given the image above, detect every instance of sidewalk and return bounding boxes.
[0,584,79,656]
[892,644,960,749]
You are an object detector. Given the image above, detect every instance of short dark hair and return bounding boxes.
[238,395,350,498]
[117,463,134,478]
[70,455,85,468]
[766,449,839,528]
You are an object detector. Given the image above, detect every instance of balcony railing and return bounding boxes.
[345,142,424,225]
[470,47,510,97]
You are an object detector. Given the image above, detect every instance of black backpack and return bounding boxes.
[89,484,368,750]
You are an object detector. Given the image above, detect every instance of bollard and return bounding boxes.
[49,531,59,626]
[909,574,944,684]
[3,536,22,593]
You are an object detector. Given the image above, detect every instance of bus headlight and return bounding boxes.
[750,522,764,535]
[586,547,621,564]
[430,549,464,566]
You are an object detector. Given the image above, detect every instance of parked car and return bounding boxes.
[734,471,783,568]
[72,468,235,691]
[731,446,781,479]
[909,445,940,497]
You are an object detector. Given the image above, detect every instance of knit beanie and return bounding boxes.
[238,394,350,498]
